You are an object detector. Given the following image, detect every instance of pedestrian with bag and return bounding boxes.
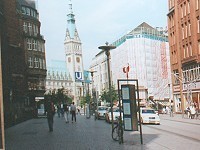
[71,102,76,123]
[45,100,55,132]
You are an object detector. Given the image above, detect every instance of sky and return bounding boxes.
[37,0,168,69]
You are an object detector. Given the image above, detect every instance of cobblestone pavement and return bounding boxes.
[5,113,200,150]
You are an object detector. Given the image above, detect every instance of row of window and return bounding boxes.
[21,6,38,19]
[183,43,193,58]
[169,0,175,9]
[181,21,192,39]
[28,57,46,69]
[23,22,39,36]
[46,75,69,80]
[28,81,45,90]
[173,64,200,85]
[65,44,81,53]
[181,18,200,40]
[26,38,45,52]
[46,81,72,86]
[182,64,200,82]
[180,0,191,17]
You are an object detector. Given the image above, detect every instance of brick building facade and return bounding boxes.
[167,0,200,112]
[0,0,46,127]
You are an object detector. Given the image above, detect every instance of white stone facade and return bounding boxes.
[90,22,172,102]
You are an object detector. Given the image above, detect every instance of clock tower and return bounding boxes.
[64,0,84,105]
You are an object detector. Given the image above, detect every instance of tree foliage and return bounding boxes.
[44,87,72,105]
[100,86,118,103]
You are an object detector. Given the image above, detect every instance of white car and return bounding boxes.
[95,106,107,119]
[140,108,160,125]
[105,107,123,123]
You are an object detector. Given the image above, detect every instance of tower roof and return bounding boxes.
[66,0,79,39]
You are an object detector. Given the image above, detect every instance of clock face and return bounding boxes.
[76,57,80,63]
[68,57,71,63]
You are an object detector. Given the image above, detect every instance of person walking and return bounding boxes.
[64,104,69,123]
[71,102,76,123]
[45,100,55,132]
[190,104,196,119]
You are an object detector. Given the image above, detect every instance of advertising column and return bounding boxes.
[121,84,138,131]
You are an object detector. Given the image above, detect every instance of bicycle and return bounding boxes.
[112,116,123,144]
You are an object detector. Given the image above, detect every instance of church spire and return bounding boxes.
[67,0,76,39]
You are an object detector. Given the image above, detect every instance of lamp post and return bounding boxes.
[172,73,196,116]
[88,70,97,116]
[98,42,116,132]
[168,84,173,117]
[82,82,85,115]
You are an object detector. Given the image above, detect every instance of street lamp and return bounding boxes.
[81,81,85,115]
[98,42,116,132]
[172,73,196,116]
[88,70,97,116]
[168,84,173,117]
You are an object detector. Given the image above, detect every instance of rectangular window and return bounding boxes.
[23,22,28,33]
[22,7,26,14]
[39,58,42,69]
[186,45,189,57]
[181,5,183,18]
[34,58,39,68]
[33,24,36,36]
[187,1,190,14]
[185,25,187,37]
[188,23,191,36]
[183,46,186,58]
[184,3,187,16]
[33,39,37,51]
[173,32,175,44]
[43,59,46,69]
[41,43,44,52]
[182,26,184,39]
[26,8,30,15]
[189,43,192,56]
[38,41,41,52]
[197,0,199,10]
[31,9,34,17]
[27,38,32,50]
[197,17,200,33]
[28,23,32,35]
[28,57,33,68]
[33,11,36,18]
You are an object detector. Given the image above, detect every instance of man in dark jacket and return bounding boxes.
[45,100,55,132]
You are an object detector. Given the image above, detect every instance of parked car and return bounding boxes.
[105,107,123,123]
[95,106,108,119]
[140,108,160,124]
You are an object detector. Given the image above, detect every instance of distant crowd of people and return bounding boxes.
[45,101,81,132]
[185,103,199,119]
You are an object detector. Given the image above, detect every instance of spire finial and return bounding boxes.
[69,0,73,13]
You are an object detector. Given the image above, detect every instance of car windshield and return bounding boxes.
[98,107,106,111]
[142,109,155,114]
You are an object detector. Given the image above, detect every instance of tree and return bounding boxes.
[100,86,118,103]
[44,87,72,105]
